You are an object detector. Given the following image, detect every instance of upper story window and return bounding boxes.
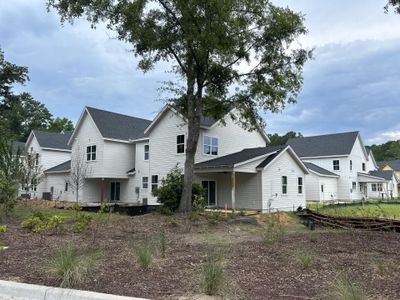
[333,160,340,171]
[298,177,303,194]
[362,163,366,171]
[203,136,218,156]
[86,145,96,161]
[177,135,185,154]
[144,144,149,160]
[350,160,352,171]
[35,153,40,166]
[282,176,287,194]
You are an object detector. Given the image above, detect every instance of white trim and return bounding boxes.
[144,144,150,161]
[258,146,310,174]
[45,170,71,174]
[103,138,131,144]
[202,134,219,156]
[357,172,387,182]
[41,147,72,153]
[308,169,340,178]
[299,154,349,159]
[129,137,150,143]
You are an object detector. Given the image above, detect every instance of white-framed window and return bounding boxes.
[372,183,377,191]
[151,175,158,191]
[142,177,148,189]
[86,145,96,161]
[203,135,218,156]
[378,183,383,192]
[31,179,37,192]
[298,177,303,194]
[177,134,185,154]
[350,160,352,171]
[144,144,149,160]
[65,182,68,192]
[333,160,340,171]
[282,176,287,194]
[362,163,366,171]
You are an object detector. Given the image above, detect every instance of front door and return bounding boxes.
[110,182,120,202]
[202,181,216,207]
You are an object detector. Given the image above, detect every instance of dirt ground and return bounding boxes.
[1,205,400,300]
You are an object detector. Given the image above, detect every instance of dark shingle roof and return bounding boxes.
[200,115,218,127]
[287,131,359,158]
[11,141,25,155]
[369,170,395,181]
[304,162,339,177]
[195,145,285,168]
[45,160,71,173]
[377,160,400,171]
[86,107,152,141]
[33,130,72,150]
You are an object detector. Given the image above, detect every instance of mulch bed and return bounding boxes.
[1,210,400,300]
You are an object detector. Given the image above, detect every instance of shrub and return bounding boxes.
[189,211,201,222]
[207,212,225,224]
[47,215,65,234]
[153,165,204,212]
[293,250,316,269]
[262,213,285,245]
[201,251,225,295]
[21,216,45,233]
[133,240,154,269]
[44,246,98,288]
[331,275,366,300]
[192,193,206,212]
[72,212,93,233]
[0,225,6,233]
[167,215,179,226]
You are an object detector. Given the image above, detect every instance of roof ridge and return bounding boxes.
[289,131,359,140]
[86,106,152,122]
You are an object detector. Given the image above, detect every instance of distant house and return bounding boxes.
[43,106,308,212]
[287,132,399,201]
[377,160,400,180]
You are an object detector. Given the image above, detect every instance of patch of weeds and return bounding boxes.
[158,206,174,216]
[292,250,317,269]
[44,245,99,288]
[0,225,6,233]
[72,212,93,233]
[206,212,225,224]
[331,274,366,300]
[309,232,318,243]
[157,231,167,258]
[189,211,201,222]
[132,239,154,269]
[201,251,225,296]
[262,213,286,245]
[167,215,179,226]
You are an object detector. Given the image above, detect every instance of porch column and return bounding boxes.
[100,178,105,203]
[231,171,236,211]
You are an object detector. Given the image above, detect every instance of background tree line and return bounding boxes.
[0,48,74,142]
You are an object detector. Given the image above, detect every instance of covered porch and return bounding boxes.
[357,173,389,199]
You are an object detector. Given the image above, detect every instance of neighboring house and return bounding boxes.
[287,131,398,201]
[377,160,400,180]
[25,130,72,198]
[44,106,308,212]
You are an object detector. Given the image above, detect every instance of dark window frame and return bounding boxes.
[177,134,185,154]
[282,176,288,194]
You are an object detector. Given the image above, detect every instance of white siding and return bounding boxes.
[132,140,150,204]
[45,173,75,202]
[102,141,134,178]
[261,151,306,212]
[305,173,338,201]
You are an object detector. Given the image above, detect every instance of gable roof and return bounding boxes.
[377,160,400,171]
[30,130,72,150]
[369,170,396,181]
[45,160,71,173]
[85,107,152,142]
[195,145,285,169]
[287,131,360,158]
[304,162,339,177]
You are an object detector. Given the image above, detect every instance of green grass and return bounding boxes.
[320,204,400,219]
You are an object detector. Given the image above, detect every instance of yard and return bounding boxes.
[314,202,400,219]
[1,201,400,300]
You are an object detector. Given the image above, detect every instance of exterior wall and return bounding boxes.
[261,151,306,212]
[305,173,338,201]
[102,141,134,178]
[133,140,150,204]
[44,173,75,201]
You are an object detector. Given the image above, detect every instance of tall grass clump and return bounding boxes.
[262,213,285,245]
[331,275,366,300]
[201,251,225,295]
[44,246,98,288]
[292,250,317,269]
[133,239,154,269]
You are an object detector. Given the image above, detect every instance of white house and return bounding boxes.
[287,131,399,201]
[24,130,72,198]
[43,106,308,212]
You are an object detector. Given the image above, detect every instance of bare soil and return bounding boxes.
[1,205,400,300]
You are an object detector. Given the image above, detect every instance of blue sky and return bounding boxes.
[1,0,400,145]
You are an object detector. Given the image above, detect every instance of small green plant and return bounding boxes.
[331,275,366,300]
[0,225,6,233]
[158,232,167,258]
[167,215,179,226]
[44,246,98,288]
[201,251,225,295]
[293,250,316,269]
[133,239,154,269]
[192,194,206,212]
[262,213,285,245]
[21,216,45,233]
[46,215,65,234]
[72,212,93,233]
[206,212,224,224]
[189,211,201,222]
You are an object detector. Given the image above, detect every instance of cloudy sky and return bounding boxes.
[1,0,400,145]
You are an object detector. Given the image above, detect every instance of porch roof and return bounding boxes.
[369,170,396,181]
[194,145,285,170]
[45,160,71,174]
[357,172,387,183]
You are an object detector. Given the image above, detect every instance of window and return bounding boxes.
[321,184,324,193]
[86,145,96,161]
[350,160,352,171]
[65,182,68,192]
[144,144,149,160]
[372,183,377,191]
[203,136,218,156]
[362,163,366,171]
[333,160,340,171]
[142,177,148,189]
[110,182,120,201]
[35,153,39,166]
[31,179,37,192]
[177,134,185,154]
[202,181,216,206]
[282,176,287,194]
[352,182,356,192]
[378,183,383,192]
[298,177,303,194]
[151,175,158,191]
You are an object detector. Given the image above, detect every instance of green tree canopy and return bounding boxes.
[368,140,400,161]
[268,131,303,146]
[47,0,311,212]
[385,0,400,14]
[0,49,74,141]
